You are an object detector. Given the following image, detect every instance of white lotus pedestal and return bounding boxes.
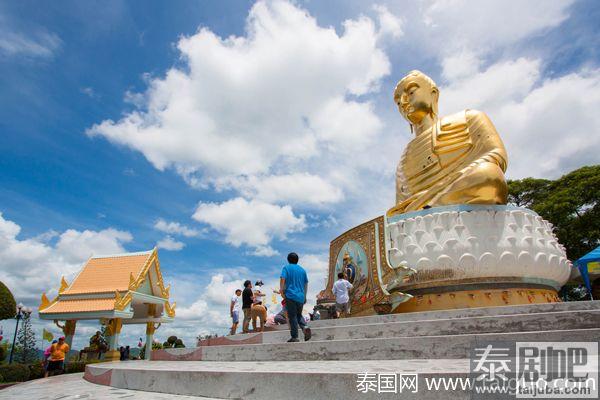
[384,205,572,312]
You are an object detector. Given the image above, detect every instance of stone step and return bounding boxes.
[85,359,473,400]
[201,306,600,347]
[260,309,600,343]
[306,300,600,329]
[155,327,600,362]
[87,347,600,400]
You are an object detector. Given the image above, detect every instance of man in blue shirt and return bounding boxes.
[279,252,312,342]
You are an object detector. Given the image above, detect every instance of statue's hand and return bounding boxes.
[431,159,507,206]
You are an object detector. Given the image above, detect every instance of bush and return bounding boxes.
[65,361,86,373]
[0,281,16,321]
[163,336,185,349]
[0,364,30,382]
[64,359,101,374]
[0,373,3,383]
[0,341,9,362]
[28,363,45,380]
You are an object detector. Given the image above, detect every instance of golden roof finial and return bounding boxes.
[40,293,50,311]
[59,276,69,294]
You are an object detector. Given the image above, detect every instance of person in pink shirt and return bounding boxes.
[43,340,57,376]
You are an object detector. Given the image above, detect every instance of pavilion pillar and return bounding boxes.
[54,320,77,349]
[63,320,77,348]
[104,318,123,362]
[144,304,160,360]
[145,322,159,360]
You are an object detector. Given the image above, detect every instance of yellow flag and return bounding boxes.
[271,293,277,304]
[43,328,53,342]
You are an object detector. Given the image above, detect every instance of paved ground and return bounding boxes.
[0,373,218,400]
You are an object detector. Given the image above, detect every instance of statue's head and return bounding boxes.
[393,70,439,126]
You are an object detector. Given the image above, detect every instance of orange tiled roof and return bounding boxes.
[40,298,116,314]
[64,251,152,295]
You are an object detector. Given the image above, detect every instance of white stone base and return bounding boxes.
[385,205,571,290]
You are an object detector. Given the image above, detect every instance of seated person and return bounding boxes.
[274,300,288,325]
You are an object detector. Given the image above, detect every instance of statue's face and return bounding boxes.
[395,76,438,125]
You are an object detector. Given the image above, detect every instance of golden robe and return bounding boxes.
[391,109,508,215]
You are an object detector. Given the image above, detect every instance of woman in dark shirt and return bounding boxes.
[241,280,253,333]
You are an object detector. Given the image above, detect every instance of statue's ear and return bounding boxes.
[431,87,439,103]
[431,87,439,117]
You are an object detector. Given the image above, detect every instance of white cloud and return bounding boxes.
[55,228,132,263]
[157,236,185,251]
[440,58,541,112]
[84,0,404,253]
[0,213,20,237]
[251,245,279,257]
[154,218,201,237]
[204,273,244,307]
[87,0,390,197]
[215,173,343,207]
[299,253,329,303]
[0,10,62,59]
[175,297,209,321]
[440,49,481,81]
[124,90,146,108]
[311,96,383,151]
[0,30,61,58]
[415,0,575,93]
[80,87,98,98]
[373,4,403,39]
[193,197,306,254]
[171,270,246,341]
[423,0,573,54]
[0,212,131,304]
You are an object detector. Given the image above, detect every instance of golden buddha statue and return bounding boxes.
[388,70,508,216]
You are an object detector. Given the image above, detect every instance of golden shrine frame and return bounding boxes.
[321,216,393,316]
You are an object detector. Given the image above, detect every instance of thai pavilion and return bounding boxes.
[38,248,175,361]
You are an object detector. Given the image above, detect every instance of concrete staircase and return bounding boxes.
[85,301,600,399]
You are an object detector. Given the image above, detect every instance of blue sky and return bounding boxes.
[1,0,599,348]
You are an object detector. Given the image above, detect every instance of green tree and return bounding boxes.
[139,341,162,360]
[0,282,16,321]
[508,165,600,261]
[14,314,37,364]
[507,178,551,208]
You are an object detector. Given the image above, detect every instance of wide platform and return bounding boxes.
[0,373,209,400]
[82,300,600,399]
[86,359,472,399]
